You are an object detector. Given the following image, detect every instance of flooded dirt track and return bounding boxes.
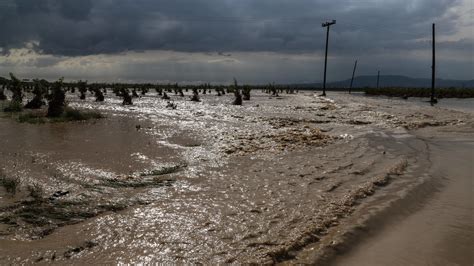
[0,91,472,264]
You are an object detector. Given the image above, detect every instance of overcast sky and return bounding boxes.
[0,0,472,84]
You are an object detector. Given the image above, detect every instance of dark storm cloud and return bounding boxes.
[0,0,470,56]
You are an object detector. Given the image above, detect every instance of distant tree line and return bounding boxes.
[364,87,474,98]
[0,74,301,113]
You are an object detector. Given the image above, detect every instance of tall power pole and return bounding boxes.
[349,60,358,94]
[376,70,380,89]
[322,20,336,97]
[431,23,436,104]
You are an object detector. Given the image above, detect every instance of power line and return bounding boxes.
[147,16,327,24]
[143,17,432,38]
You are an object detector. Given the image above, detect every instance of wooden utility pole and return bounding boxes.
[431,23,436,105]
[322,20,336,97]
[349,60,358,93]
[376,70,380,89]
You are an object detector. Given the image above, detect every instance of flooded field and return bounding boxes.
[1,91,472,264]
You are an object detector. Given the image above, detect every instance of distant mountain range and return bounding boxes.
[293,75,474,89]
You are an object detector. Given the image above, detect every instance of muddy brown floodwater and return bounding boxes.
[329,137,473,266]
[0,91,472,264]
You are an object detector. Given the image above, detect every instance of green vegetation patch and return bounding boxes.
[18,113,46,124]
[15,108,104,124]
[364,87,474,98]
[62,108,104,121]
[3,101,23,112]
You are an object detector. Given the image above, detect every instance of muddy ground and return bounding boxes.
[0,90,472,264]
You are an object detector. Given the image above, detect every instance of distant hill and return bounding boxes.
[294,75,474,89]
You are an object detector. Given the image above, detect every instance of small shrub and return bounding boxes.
[190,88,200,102]
[78,81,87,100]
[242,86,251,100]
[0,85,6,100]
[47,78,66,117]
[3,101,23,112]
[18,113,46,124]
[25,80,47,109]
[9,73,23,103]
[122,89,133,105]
[24,97,45,109]
[156,88,163,96]
[27,183,43,201]
[166,101,177,109]
[64,108,85,120]
[94,88,105,102]
[0,171,19,194]
[16,109,103,124]
[132,89,139,98]
[232,79,242,105]
[63,108,103,121]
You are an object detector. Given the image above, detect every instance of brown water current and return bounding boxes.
[329,138,473,266]
[0,91,472,264]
